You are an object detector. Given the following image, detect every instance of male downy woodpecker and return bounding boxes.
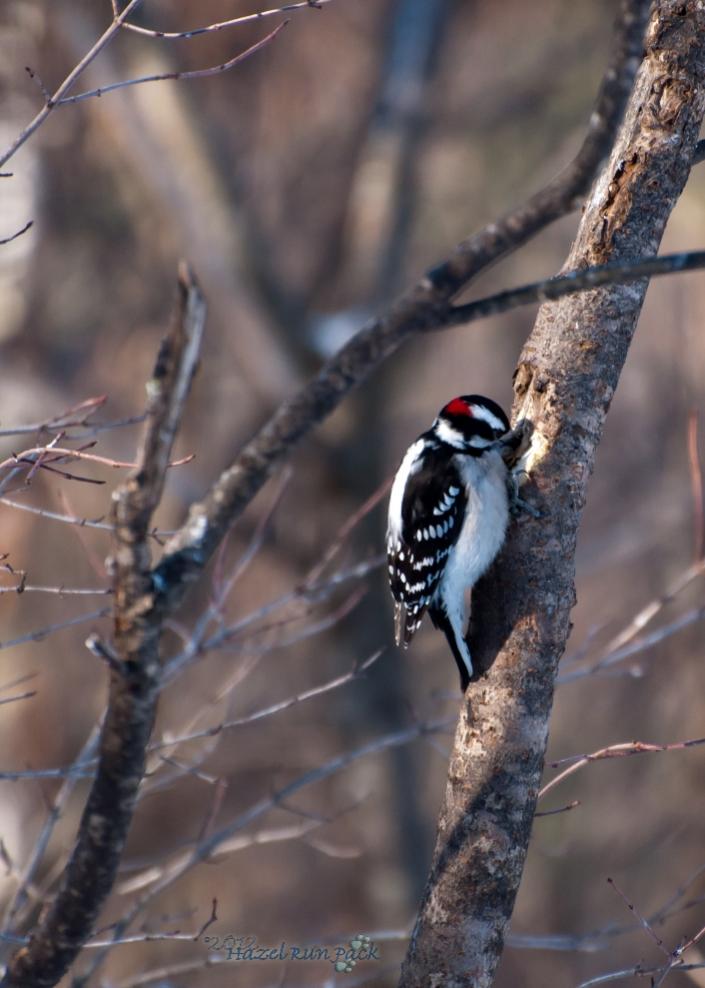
[386,395,525,691]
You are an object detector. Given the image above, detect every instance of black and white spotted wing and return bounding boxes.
[387,447,466,647]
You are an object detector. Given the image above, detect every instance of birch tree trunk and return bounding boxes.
[399,4,705,986]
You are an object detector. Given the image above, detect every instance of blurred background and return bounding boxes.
[1,1,705,985]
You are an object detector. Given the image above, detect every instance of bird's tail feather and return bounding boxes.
[428,604,472,691]
[394,602,423,648]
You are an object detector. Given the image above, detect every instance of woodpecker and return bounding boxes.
[386,395,525,690]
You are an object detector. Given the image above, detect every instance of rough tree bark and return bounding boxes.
[399,4,705,987]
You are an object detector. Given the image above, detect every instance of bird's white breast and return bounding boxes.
[437,448,509,601]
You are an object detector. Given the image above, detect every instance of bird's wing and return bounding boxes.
[387,452,466,647]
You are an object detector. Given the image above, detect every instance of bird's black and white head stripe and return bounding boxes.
[433,395,509,452]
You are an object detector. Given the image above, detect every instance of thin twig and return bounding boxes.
[149,593,371,783]
[0,399,144,438]
[0,607,110,653]
[0,221,33,247]
[652,920,705,988]
[606,877,669,955]
[0,583,110,596]
[0,692,36,707]
[539,737,705,800]
[0,765,95,783]
[304,477,392,586]
[0,496,172,540]
[117,820,324,896]
[506,865,705,955]
[24,66,51,103]
[578,962,705,987]
[560,559,705,680]
[534,800,580,818]
[0,444,193,475]
[1,723,102,931]
[56,23,288,106]
[558,605,705,683]
[152,651,382,755]
[688,410,704,560]
[121,0,332,39]
[0,0,147,169]
[162,469,292,681]
[162,556,382,684]
[435,250,705,331]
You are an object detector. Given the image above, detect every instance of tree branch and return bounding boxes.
[0,0,146,170]
[0,220,33,246]
[399,4,705,986]
[434,250,705,330]
[0,266,206,988]
[54,22,287,106]
[119,0,333,39]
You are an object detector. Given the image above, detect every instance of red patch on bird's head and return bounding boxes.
[443,397,473,417]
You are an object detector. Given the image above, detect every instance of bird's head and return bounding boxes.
[432,394,510,452]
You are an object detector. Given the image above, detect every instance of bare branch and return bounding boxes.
[688,410,704,560]
[0,220,33,246]
[1,724,102,931]
[539,736,705,801]
[0,444,193,477]
[578,963,705,988]
[0,766,95,783]
[0,415,144,440]
[577,912,705,988]
[56,22,288,107]
[434,249,705,331]
[162,555,382,684]
[0,607,110,653]
[24,66,51,104]
[0,692,36,707]
[560,559,705,682]
[0,496,172,541]
[120,0,333,39]
[304,477,392,586]
[117,820,324,895]
[0,583,110,596]
[606,877,669,956]
[506,862,705,954]
[0,0,146,169]
[533,800,580,818]
[558,605,705,683]
[151,650,382,756]
[0,394,105,435]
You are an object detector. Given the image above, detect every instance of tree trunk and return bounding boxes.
[399,4,705,986]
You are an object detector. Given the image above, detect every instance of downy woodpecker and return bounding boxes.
[386,395,525,690]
